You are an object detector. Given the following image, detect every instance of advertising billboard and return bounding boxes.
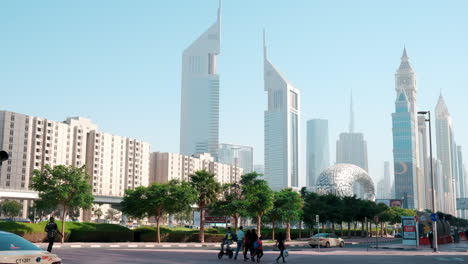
[401,216,418,246]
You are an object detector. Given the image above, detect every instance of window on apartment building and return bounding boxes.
[45,157,49,161]
[21,183,25,188]
[6,182,10,187]
[47,129,51,134]
[23,154,27,159]
[76,161,80,166]
[45,150,49,154]
[78,129,82,134]
[10,123,14,129]
[37,127,41,132]
[6,174,10,179]
[8,145,12,151]
[11,115,15,121]
[10,130,14,136]
[46,143,50,147]
[36,141,40,146]
[46,136,51,141]
[35,135,40,139]
[9,137,13,143]
[35,155,40,159]
[35,162,39,166]
[47,123,51,127]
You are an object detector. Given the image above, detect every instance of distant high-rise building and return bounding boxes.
[180,3,221,159]
[456,146,466,218]
[418,115,431,210]
[306,119,329,187]
[392,48,422,209]
[336,93,368,172]
[377,161,393,199]
[263,31,301,190]
[435,94,456,215]
[253,164,264,175]
[218,143,253,173]
[433,158,444,211]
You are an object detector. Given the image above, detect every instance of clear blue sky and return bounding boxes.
[2,0,467,182]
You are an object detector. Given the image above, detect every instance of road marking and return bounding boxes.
[90,245,101,248]
[145,245,155,248]
[109,245,120,248]
[194,245,202,247]
[162,245,171,248]
[179,245,187,247]
[70,245,82,248]
[436,257,464,262]
[54,245,61,248]
[128,245,138,248]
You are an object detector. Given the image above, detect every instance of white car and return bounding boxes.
[308,233,345,248]
[0,231,62,264]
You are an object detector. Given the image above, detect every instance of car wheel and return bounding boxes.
[325,242,330,248]
[340,241,345,248]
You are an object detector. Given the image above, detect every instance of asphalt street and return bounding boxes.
[52,248,468,264]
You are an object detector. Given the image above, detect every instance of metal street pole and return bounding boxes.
[419,110,438,253]
[427,111,438,253]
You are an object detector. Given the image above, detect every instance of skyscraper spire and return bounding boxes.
[349,89,355,133]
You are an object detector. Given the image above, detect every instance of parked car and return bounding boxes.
[308,233,345,248]
[394,233,402,238]
[13,217,32,223]
[0,231,62,264]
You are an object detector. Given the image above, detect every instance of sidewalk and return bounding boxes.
[370,241,468,252]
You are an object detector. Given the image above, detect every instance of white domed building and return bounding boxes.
[315,163,375,201]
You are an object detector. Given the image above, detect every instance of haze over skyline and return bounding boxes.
[2,0,468,183]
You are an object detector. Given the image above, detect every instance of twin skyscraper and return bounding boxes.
[179,3,300,190]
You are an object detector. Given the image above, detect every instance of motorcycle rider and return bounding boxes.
[220,227,234,253]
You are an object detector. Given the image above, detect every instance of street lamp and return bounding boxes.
[418,111,438,253]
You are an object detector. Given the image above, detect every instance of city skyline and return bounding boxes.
[2,0,468,183]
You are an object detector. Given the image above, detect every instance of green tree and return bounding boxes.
[241,172,274,237]
[1,200,22,219]
[105,208,121,223]
[302,191,322,236]
[342,195,360,237]
[30,165,93,243]
[211,182,245,231]
[121,180,196,243]
[190,170,221,243]
[276,188,303,241]
[263,191,284,240]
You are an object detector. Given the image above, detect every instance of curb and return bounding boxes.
[35,243,310,250]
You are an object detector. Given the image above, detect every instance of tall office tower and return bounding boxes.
[392,48,422,209]
[418,115,431,209]
[263,32,300,190]
[86,131,150,197]
[392,90,419,209]
[435,94,456,215]
[180,3,221,159]
[218,143,253,173]
[456,146,465,218]
[150,152,242,185]
[306,119,329,187]
[336,94,368,172]
[433,158,444,211]
[379,161,392,198]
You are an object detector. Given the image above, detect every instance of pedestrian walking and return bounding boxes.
[275,232,286,263]
[255,237,264,263]
[234,226,245,260]
[250,229,258,262]
[428,230,434,248]
[243,230,251,261]
[44,217,62,252]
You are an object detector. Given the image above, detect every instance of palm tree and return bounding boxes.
[190,170,221,243]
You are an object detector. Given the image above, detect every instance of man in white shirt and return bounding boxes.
[234,226,245,260]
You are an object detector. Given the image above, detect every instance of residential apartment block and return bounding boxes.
[150,152,243,185]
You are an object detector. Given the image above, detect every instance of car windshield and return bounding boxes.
[313,233,329,238]
[0,233,42,251]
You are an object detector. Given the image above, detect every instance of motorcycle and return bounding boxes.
[218,241,234,259]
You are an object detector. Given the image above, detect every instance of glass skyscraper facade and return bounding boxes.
[306,119,329,187]
[218,143,254,174]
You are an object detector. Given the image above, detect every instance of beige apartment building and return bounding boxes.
[150,152,243,185]
[0,110,150,218]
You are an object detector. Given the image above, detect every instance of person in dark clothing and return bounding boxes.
[44,217,62,252]
[276,232,286,263]
[243,230,251,261]
[428,230,434,248]
[250,229,258,262]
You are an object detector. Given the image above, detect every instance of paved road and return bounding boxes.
[52,248,468,264]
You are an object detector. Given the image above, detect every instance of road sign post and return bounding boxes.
[316,214,320,253]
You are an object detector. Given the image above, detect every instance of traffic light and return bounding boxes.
[0,150,8,166]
